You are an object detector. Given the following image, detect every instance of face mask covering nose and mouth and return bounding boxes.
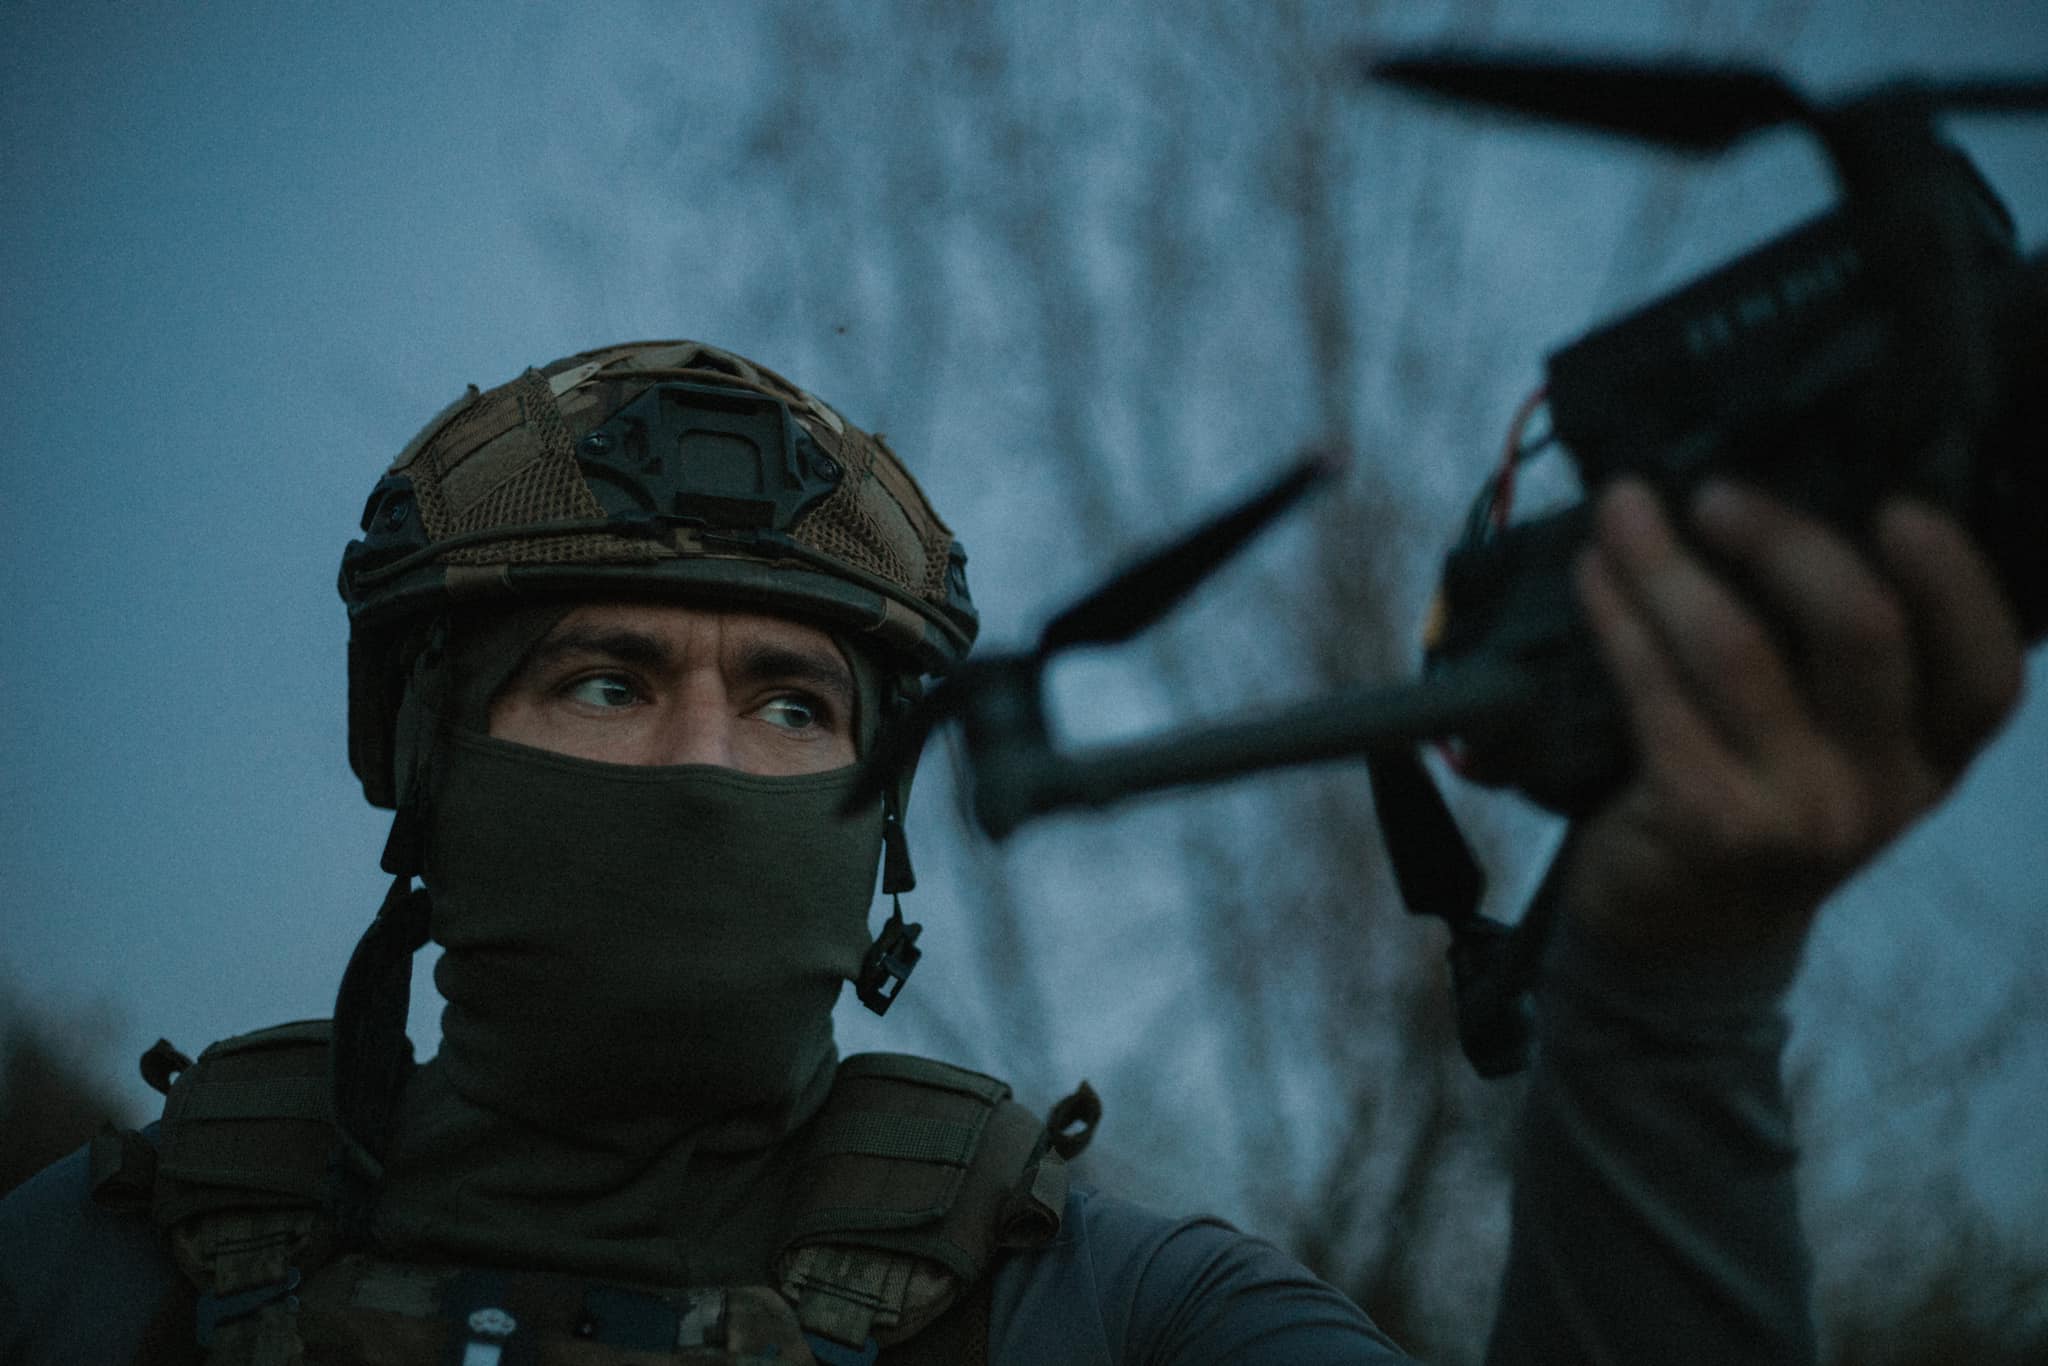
[420,730,883,1137]
[391,605,890,1146]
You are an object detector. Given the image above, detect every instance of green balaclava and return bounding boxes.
[424,732,881,1139]
[374,607,890,1283]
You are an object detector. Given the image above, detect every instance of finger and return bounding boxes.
[1876,498,2026,771]
[1689,481,1916,745]
[1574,538,1742,799]
[1594,480,1807,758]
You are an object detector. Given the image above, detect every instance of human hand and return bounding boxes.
[1559,477,2025,960]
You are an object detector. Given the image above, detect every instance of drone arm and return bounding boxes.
[962,659,1559,1075]
[965,664,1535,838]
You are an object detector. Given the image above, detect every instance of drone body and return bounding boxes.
[1408,53,2048,810]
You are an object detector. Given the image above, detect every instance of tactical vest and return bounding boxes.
[91,1023,1101,1366]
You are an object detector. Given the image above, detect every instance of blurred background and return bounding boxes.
[4,2,2045,1360]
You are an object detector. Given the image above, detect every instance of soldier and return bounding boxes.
[0,340,2025,1363]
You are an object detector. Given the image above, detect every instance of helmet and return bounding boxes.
[340,340,978,808]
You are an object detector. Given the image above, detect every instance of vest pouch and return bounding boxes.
[777,1054,1068,1353]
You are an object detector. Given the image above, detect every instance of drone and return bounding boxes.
[852,52,2048,1076]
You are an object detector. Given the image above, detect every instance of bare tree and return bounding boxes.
[523,3,2048,1360]
[0,985,141,1199]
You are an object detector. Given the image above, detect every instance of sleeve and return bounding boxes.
[988,1187,1413,1365]
[990,922,1814,1364]
[1484,920,1817,1366]
[0,1138,185,1366]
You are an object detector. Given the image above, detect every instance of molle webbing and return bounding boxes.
[779,1053,1068,1352]
[125,1030,1073,1364]
[292,1260,817,1363]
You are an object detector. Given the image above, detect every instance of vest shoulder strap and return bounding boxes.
[90,1021,342,1366]
[779,1052,1075,1355]
[150,1018,337,1229]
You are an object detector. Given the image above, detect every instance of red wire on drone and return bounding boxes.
[1434,383,1551,779]
[1489,383,1549,531]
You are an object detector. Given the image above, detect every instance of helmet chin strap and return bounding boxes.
[330,622,445,1244]
[855,678,925,1015]
[856,784,923,1015]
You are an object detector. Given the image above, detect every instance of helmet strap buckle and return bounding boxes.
[856,899,923,1016]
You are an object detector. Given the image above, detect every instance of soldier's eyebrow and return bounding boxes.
[522,627,674,673]
[731,641,856,712]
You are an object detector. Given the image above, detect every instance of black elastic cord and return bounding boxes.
[1368,748,1485,927]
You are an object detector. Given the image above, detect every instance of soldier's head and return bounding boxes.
[341,338,975,806]
[334,342,974,1131]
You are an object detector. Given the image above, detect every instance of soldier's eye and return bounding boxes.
[758,696,822,731]
[564,675,641,710]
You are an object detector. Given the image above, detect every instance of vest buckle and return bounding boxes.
[856,904,923,1015]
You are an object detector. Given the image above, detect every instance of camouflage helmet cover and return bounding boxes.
[341,340,977,808]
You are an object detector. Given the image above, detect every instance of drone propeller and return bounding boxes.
[1039,447,1344,653]
[1933,79,2048,113]
[1369,51,1807,151]
[1368,50,2048,153]
[845,449,1344,812]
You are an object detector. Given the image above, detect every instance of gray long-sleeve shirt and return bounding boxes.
[0,924,1812,1364]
